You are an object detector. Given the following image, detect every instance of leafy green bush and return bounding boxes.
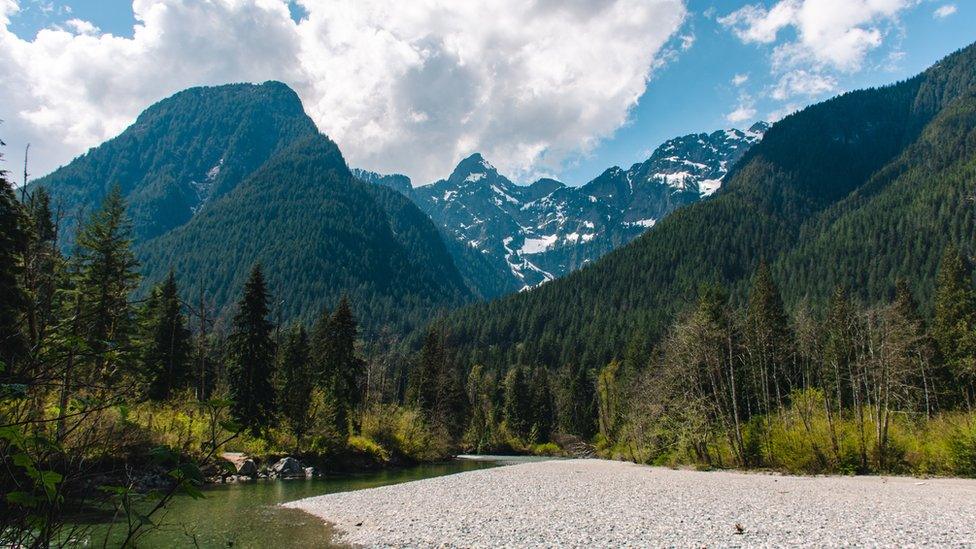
[360,405,453,461]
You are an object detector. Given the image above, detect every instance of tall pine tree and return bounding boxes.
[0,157,28,378]
[142,271,192,401]
[327,296,363,436]
[745,260,793,416]
[932,246,976,405]
[278,324,313,448]
[23,187,61,366]
[74,185,140,379]
[502,366,532,441]
[228,263,276,434]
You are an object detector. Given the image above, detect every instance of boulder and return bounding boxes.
[237,459,258,478]
[270,457,304,478]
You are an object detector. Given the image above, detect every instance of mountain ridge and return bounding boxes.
[31,82,474,333]
[354,122,767,296]
[432,42,976,367]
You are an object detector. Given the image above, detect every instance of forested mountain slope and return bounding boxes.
[137,134,471,333]
[437,42,976,368]
[32,81,319,245]
[29,81,472,333]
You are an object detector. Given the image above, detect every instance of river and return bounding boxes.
[72,456,544,547]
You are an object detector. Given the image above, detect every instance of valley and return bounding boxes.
[2,8,975,546]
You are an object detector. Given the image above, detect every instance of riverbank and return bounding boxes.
[286,458,976,547]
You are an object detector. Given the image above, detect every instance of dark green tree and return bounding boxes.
[0,157,28,377]
[407,327,444,414]
[23,187,61,364]
[142,271,192,401]
[502,366,532,441]
[528,366,554,443]
[73,185,140,381]
[744,260,794,416]
[555,362,595,439]
[326,296,364,436]
[932,246,976,405]
[310,304,331,384]
[278,324,313,448]
[228,263,276,434]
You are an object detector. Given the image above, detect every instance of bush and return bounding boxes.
[360,405,453,462]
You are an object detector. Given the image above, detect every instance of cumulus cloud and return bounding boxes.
[933,4,956,19]
[725,97,756,123]
[718,0,916,114]
[771,70,837,99]
[731,73,749,86]
[719,0,913,73]
[0,0,688,184]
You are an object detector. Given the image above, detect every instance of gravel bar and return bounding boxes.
[284,458,976,547]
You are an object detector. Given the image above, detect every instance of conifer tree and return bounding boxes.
[0,161,28,377]
[327,296,364,435]
[529,366,554,443]
[932,246,976,405]
[74,185,140,379]
[23,187,61,361]
[408,327,443,414]
[278,324,313,448]
[310,304,331,384]
[745,260,793,415]
[502,366,532,441]
[555,362,595,439]
[142,271,192,401]
[228,263,276,434]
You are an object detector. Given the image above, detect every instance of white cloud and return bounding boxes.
[933,4,956,19]
[731,73,749,86]
[0,0,688,184]
[63,18,98,35]
[720,0,915,73]
[725,99,756,123]
[771,69,837,99]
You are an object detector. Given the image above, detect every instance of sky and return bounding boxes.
[0,1,972,187]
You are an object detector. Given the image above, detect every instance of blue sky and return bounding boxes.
[1,1,973,186]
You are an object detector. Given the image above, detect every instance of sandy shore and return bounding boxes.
[284,459,976,547]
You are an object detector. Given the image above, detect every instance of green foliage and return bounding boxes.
[360,404,453,462]
[933,246,976,403]
[141,271,193,401]
[554,362,596,439]
[502,366,532,441]
[227,264,276,434]
[0,162,28,374]
[277,325,313,447]
[74,185,141,379]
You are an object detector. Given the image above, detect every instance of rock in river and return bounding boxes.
[270,457,304,478]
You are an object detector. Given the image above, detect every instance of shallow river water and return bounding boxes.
[73,457,541,547]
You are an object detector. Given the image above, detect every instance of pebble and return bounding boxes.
[284,459,976,547]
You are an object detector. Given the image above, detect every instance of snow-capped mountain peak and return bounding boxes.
[355,123,767,293]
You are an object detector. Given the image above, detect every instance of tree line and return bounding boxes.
[0,178,376,545]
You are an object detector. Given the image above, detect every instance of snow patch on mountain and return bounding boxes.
[354,122,767,293]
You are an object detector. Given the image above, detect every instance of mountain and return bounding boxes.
[33,81,320,245]
[32,82,472,333]
[435,42,976,367]
[354,123,766,296]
